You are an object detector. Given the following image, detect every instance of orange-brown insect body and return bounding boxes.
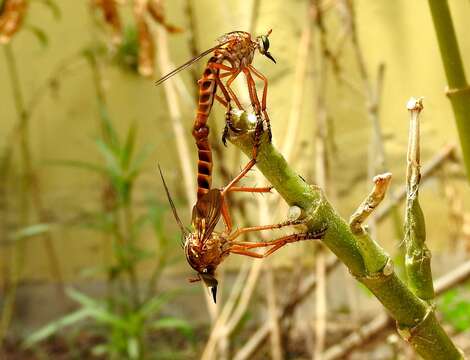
[193,32,260,200]
[183,188,228,277]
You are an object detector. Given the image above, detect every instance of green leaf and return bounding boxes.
[24,308,91,347]
[33,0,61,20]
[24,24,49,48]
[122,123,137,170]
[95,138,121,177]
[139,292,176,318]
[128,144,154,179]
[67,289,128,329]
[11,223,51,241]
[46,159,107,175]
[67,288,100,309]
[97,103,120,151]
[150,317,193,338]
[91,344,109,357]
[127,337,140,359]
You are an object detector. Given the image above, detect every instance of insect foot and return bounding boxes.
[306,225,328,240]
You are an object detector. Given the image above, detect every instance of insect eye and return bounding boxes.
[262,36,270,52]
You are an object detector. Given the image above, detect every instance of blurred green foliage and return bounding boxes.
[440,287,470,333]
[23,89,192,358]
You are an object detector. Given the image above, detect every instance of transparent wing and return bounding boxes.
[158,165,189,243]
[191,189,222,243]
[155,41,231,86]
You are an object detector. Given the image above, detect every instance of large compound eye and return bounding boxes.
[262,35,270,52]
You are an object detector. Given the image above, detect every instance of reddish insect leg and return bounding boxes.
[228,220,301,241]
[208,63,244,110]
[220,185,272,233]
[221,159,257,196]
[214,94,228,107]
[243,68,264,159]
[228,186,272,193]
[230,230,326,258]
[220,196,233,233]
[248,64,272,142]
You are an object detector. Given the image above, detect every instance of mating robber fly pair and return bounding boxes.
[157,30,324,303]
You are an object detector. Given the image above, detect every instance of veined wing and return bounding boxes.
[155,40,231,86]
[158,165,189,241]
[191,189,222,244]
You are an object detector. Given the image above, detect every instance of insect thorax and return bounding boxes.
[216,32,257,69]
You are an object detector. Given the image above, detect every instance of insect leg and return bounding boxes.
[225,69,243,110]
[229,248,263,258]
[214,94,228,107]
[221,158,257,196]
[210,69,236,146]
[248,65,272,142]
[242,68,264,159]
[227,186,273,193]
[230,229,326,258]
[228,220,302,241]
[220,194,233,233]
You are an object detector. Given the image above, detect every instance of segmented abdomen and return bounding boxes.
[193,57,220,199]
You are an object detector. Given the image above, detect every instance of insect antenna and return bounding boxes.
[158,165,189,240]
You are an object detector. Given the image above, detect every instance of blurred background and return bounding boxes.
[1,0,470,359]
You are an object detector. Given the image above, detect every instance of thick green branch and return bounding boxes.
[428,0,470,182]
[228,111,462,360]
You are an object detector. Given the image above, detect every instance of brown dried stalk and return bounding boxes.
[350,173,392,235]
[134,0,155,77]
[324,260,470,360]
[91,0,122,44]
[376,144,456,222]
[0,0,27,43]
[233,146,454,359]
[147,0,182,33]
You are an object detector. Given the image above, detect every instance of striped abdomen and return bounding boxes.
[193,57,220,199]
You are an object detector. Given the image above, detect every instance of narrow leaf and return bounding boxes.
[24,308,91,347]
[12,223,51,241]
[24,23,48,48]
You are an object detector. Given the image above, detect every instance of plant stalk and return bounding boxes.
[428,0,470,182]
[404,98,434,301]
[228,111,463,360]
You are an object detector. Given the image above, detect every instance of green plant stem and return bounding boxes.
[404,99,434,301]
[228,111,463,360]
[428,0,470,182]
[123,201,140,307]
[1,44,64,342]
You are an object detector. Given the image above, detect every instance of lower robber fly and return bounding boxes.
[158,166,326,303]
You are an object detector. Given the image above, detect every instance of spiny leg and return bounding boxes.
[248,64,272,142]
[220,195,233,233]
[220,185,273,234]
[220,184,273,233]
[211,70,244,146]
[211,71,236,146]
[214,94,228,107]
[229,248,263,258]
[228,220,303,241]
[228,186,272,193]
[221,159,257,196]
[230,229,326,258]
[225,69,243,110]
[207,62,244,115]
[214,93,240,144]
[243,68,264,159]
